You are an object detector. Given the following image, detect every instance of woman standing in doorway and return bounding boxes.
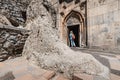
[69,31,76,47]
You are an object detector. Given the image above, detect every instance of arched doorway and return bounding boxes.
[62,10,86,47]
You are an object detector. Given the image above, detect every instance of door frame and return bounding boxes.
[67,24,80,47]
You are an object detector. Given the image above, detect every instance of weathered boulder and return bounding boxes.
[23,0,110,80]
[0,24,29,61]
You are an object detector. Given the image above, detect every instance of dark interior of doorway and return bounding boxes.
[67,25,79,47]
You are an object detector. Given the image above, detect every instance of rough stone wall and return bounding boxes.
[0,24,28,61]
[87,0,120,51]
[0,0,32,26]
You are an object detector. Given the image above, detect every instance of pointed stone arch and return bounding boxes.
[63,10,84,24]
[62,10,87,47]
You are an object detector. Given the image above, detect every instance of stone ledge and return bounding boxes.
[54,74,69,80]
[0,24,29,35]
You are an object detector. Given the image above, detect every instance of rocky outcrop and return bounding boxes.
[0,24,29,61]
[22,0,110,80]
[26,0,57,28]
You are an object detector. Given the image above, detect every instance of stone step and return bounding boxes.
[42,70,55,80]
[14,70,55,80]
[73,73,93,80]
[14,74,47,80]
[52,74,69,80]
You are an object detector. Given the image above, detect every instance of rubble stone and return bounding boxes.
[0,14,12,25]
[0,24,29,61]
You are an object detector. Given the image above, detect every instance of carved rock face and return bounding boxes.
[23,0,110,79]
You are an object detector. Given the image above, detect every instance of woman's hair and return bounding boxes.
[70,31,73,33]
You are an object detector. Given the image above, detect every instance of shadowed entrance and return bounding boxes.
[67,25,80,47]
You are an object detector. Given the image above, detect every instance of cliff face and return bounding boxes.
[0,0,32,26]
[22,0,110,79]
